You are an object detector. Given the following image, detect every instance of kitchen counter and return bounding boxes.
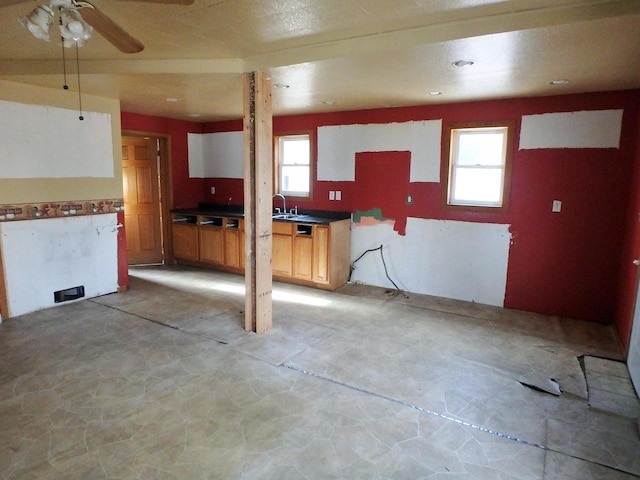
[170,203,352,290]
[171,204,351,225]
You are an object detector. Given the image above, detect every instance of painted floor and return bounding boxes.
[1,264,639,479]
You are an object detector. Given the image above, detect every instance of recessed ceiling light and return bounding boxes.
[549,79,569,86]
[323,100,337,105]
[166,98,179,103]
[428,91,442,96]
[188,113,201,118]
[452,59,475,67]
[274,83,290,89]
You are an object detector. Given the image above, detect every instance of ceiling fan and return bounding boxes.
[1,0,194,53]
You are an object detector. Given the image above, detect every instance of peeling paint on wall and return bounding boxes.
[353,208,395,229]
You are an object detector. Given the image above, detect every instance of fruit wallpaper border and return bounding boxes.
[0,199,124,222]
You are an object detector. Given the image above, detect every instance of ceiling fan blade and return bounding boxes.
[0,0,32,6]
[80,4,144,54]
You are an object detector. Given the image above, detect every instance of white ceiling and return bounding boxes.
[1,0,639,122]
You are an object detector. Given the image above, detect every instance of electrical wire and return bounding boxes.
[349,244,408,298]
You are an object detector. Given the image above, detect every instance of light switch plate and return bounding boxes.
[335,191,342,201]
[552,200,562,212]
[329,191,335,200]
[210,187,215,194]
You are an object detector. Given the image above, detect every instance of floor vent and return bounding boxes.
[54,286,85,303]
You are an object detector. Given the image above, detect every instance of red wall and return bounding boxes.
[121,111,205,208]
[122,89,640,349]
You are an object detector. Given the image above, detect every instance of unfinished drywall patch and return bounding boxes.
[188,131,243,178]
[317,120,442,182]
[520,109,623,149]
[0,214,118,317]
[350,218,511,306]
[0,100,114,178]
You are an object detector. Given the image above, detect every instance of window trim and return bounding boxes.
[273,130,314,201]
[441,120,515,213]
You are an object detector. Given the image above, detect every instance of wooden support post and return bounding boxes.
[243,71,273,334]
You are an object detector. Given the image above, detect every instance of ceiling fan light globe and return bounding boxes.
[68,20,84,34]
[18,5,54,42]
[59,8,93,43]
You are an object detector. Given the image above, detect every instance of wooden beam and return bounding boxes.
[242,71,273,334]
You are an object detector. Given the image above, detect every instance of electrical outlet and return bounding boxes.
[335,191,342,201]
[329,191,335,200]
[210,186,216,195]
[406,195,413,205]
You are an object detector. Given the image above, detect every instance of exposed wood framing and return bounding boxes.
[242,71,273,334]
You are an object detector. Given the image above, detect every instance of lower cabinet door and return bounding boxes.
[172,224,199,262]
[224,229,240,267]
[313,226,329,283]
[293,235,313,280]
[199,227,224,265]
[273,233,293,276]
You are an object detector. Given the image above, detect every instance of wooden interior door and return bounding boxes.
[122,136,163,265]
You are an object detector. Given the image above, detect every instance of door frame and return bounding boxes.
[122,130,174,263]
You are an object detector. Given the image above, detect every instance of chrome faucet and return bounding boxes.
[272,193,287,215]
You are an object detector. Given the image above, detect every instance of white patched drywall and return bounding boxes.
[0,100,114,178]
[519,109,623,149]
[0,214,119,317]
[188,131,244,178]
[350,218,511,307]
[317,120,442,182]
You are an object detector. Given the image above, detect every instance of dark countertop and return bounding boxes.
[171,204,351,225]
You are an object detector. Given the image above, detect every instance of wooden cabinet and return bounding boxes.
[199,227,224,265]
[224,218,240,268]
[172,215,199,262]
[272,221,293,277]
[198,216,224,265]
[172,212,351,290]
[293,225,313,280]
[312,225,329,283]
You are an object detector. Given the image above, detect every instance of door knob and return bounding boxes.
[634,259,640,266]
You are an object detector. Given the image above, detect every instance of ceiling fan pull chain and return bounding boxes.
[59,11,68,90]
[75,42,84,121]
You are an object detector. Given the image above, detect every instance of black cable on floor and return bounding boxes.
[349,245,408,298]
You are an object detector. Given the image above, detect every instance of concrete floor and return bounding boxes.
[1,264,639,479]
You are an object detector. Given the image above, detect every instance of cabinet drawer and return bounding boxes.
[272,222,293,235]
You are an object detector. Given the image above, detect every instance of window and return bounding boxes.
[274,132,312,199]
[443,121,514,211]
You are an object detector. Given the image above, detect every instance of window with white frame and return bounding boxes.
[444,121,513,210]
[275,133,311,198]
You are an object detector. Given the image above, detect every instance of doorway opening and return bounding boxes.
[121,133,172,266]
